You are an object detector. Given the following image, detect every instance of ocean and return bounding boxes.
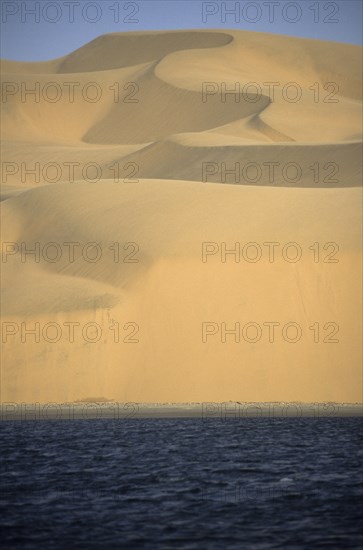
[1,417,362,548]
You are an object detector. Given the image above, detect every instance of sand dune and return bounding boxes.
[0,30,362,403]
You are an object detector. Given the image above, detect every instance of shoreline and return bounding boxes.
[1,402,362,421]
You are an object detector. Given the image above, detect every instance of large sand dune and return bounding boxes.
[1,30,362,403]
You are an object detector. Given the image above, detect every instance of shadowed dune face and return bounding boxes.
[83,74,271,144]
[58,31,234,73]
[0,30,362,403]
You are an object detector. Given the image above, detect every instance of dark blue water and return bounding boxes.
[1,418,362,549]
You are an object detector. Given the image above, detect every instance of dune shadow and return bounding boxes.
[57,31,233,73]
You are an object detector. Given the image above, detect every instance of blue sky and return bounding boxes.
[1,0,362,61]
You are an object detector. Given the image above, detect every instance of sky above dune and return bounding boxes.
[1,0,362,61]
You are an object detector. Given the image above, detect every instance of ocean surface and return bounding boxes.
[1,418,362,549]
